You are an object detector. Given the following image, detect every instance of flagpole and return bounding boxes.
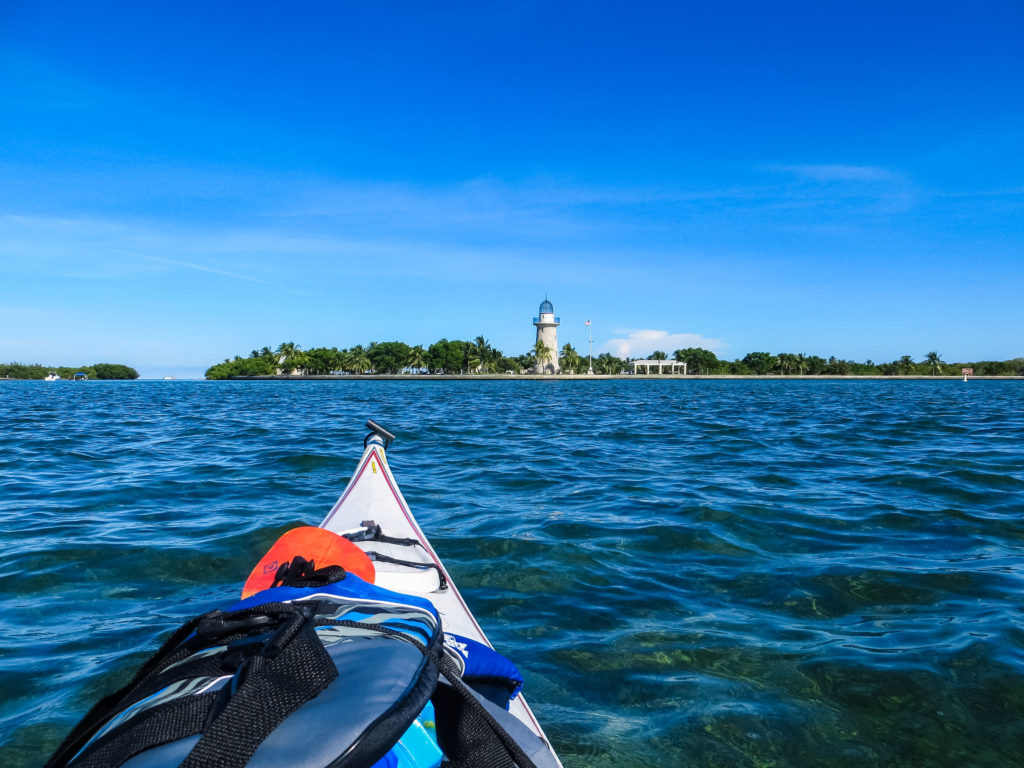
[587,320,594,375]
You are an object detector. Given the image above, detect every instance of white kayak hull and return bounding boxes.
[319,430,561,766]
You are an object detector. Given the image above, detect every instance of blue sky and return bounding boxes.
[1,1,1022,377]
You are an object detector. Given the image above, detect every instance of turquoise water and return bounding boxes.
[2,380,1023,767]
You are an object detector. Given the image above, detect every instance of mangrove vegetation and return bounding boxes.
[204,342,1024,379]
[0,363,140,380]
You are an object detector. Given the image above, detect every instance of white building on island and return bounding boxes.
[533,298,560,374]
[629,359,687,375]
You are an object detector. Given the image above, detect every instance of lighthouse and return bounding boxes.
[533,298,561,374]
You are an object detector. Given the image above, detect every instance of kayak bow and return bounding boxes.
[319,421,562,766]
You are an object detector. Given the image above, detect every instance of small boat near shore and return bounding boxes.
[46,421,561,768]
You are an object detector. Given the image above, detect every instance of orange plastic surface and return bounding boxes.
[242,526,375,598]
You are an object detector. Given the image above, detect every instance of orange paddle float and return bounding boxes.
[242,526,375,598]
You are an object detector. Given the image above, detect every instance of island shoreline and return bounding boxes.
[227,374,1024,381]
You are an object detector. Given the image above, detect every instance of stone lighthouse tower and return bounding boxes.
[533,298,560,374]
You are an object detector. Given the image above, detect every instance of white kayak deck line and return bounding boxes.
[319,435,560,764]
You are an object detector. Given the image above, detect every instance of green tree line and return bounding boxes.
[0,362,140,380]
[205,338,630,379]
[205,341,1024,379]
[668,348,1024,376]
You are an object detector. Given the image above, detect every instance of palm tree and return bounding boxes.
[275,341,298,358]
[289,351,310,375]
[326,349,340,375]
[898,355,915,375]
[471,336,501,373]
[272,344,299,376]
[650,350,667,360]
[925,351,944,376]
[275,341,300,373]
[408,345,426,374]
[347,345,370,374]
[533,339,551,373]
[472,336,490,371]
[776,353,799,375]
[485,341,507,373]
[336,348,349,373]
[594,352,624,374]
[560,343,582,374]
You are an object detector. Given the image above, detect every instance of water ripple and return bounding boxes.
[2,379,1024,766]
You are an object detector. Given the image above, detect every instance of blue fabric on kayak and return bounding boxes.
[445,634,523,700]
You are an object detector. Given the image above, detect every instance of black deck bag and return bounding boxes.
[45,572,444,768]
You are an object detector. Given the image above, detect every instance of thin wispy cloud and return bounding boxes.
[273,170,933,245]
[286,176,764,215]
[125,252,290,289]
[0,215,299,288]
[1,168,921,275]
[756,163,919,216]
[277,176,785,243]
[603,330,726,360]
[934,185,1024,199]
[1,206,655,284]
[765,164,902,183]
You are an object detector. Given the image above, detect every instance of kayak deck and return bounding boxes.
[319,428,560,763]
